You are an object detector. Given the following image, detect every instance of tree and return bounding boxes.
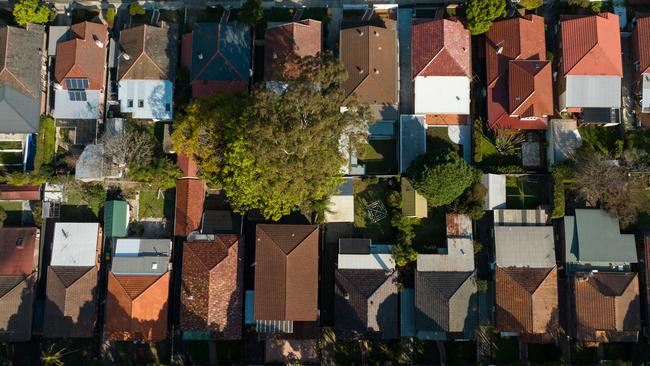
[0,206,6,228]
[40,345,64,366]
[406,151,474,207]
[129,2,146,16]
[173,54,371,220]
[13,0,52,26]
[99,129,154,176]
[518,0,543,9]
[34,116,55,174]
[466,0,506,35]
[451,182,487,220]
[239,0,264,25]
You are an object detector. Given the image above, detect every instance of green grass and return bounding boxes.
[505,176,549,209]
[360,139,397,174]
[491,334,518,365]
[353,178,396,242]
[34,116,55,172]
[427,127,460,155]
[0,151,22,165]
[139,189,175,219]
[578,125,621,156]
[0,140,22,149]
[412,207,446,253]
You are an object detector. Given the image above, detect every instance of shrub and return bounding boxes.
[519,0,543,10]
[407,151,474,207]
[34,116,55,173]
[473,241,483,254]
[466,0,506,35]
[476,279,489,293]
[106,7,116,23]
[239,0,264,25]
[128,157,181,189]
[451,182,487,220]
[129,2,145,16]
[0,206,6,228]
[551,161,576,219]
[13,0,52,26]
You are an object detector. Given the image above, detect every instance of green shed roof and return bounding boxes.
[104,200,128,238]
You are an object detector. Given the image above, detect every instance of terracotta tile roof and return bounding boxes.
[633,14,650,75]
[254,224,319,321]
[340,20,398,106]
[0,274,35,341]
[174,178,206,236]
[425,114,468,125]
[496,267,558,335]
[411,18,470,78]
[560,13,623,76]
[105,272,169,341]
[180,235,244,339]
[0,227,38,276]
[177,152,198,178]
[485,15,549,130]
[54,22,108,90]
[264,19,321,81]
[0,185,40,201]
[117,24,178,81]
[43,265,98,338]
[573,272,640,340]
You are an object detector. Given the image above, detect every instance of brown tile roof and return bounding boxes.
[0,227,38,276]
[55,22,108,90]
[254,224,319,321]
[573,272,640,341]
[496,267,558,335]
[340,20,398,106]
[411,18,470,78]
[633,14,650,75]
[105,272,169,341]
[177,152,198,178]
[43,265,98,338]
[485,15,550,130]
[180,235,244,339]
[118,24,178,81]
[174,178,206,236]
[560,13,623,77]
[0,274,35,341]
[0,185,40,201]
[264,19,322,81]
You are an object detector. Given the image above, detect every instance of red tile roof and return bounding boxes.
[55,22,108,90]
[633,14,650,75]
[425,114,469,125]
[485,15,550,130]
[105,272,169,341]
[177,152,198,178]
[0,185,40,201]
[412,18,471,78]
[560,13,622,77]
[264,19,322,81]
[0,227,38,276]
[174,178,206,236]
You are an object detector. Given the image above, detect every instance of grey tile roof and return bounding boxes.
[111,239,171,276]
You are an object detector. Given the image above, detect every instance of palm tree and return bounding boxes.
[40,345,65,366]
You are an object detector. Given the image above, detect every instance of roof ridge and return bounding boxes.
[0,275,28,299]
[184,243,211,271]
[284,226,317,255]
[115,273,164,300]
[338,269,391,299]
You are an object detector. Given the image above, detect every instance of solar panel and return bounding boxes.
[65,78,89,90]
[68,90,87,102]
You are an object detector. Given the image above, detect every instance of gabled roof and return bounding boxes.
[411,18,470,78]
[496,267,558,335]
[573,272,640,340]
[0,184,40,201]
[55,22,108,89]
[0,25,44,134]
[264,19,321,80]
[340,20,398,106]
[633,14,650,75]
[51,222,100,267]
[181,235,244,339]
[0,274,35,341]
[174,178,206,237]
[0,227,38,276]
[254,224,319,321]
[485,15,550,129]
[334,269,398,339]
[105,272,169,341]
[560,13,622,77]
[118,24,178,81]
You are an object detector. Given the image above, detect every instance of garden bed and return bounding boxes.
[0,141,22,150]
[353,178,397,242]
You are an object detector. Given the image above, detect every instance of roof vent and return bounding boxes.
[344,292,350,300]
[151,262,158,270]
[357,29,364,36]
[198,53,204,60]
[188,294,194,300]
[272,52,278,60]
[358,68,364,74]
[291,233,295,237]
[496,46,503,54]
[53,83,63,90]
[374,31,379,37]
[95,40,104,48]
[374,69,379,75]
[61,229,69,239]
[15,238,23,249]
[121,52,131,61]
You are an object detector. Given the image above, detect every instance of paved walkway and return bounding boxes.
[326,7,342,52]
[397,6,413,114]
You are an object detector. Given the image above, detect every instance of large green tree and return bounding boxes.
[466,0,506,35]
[407,151,474,207]
[13,0,52,26]
[239,0,264,25]
[173,54,371,220]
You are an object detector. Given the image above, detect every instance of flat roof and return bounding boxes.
[494,226,556,267]
[51,222,99,266]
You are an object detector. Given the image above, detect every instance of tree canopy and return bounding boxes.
[466,0,506,35]
[173,54,371,220]
[239,0,264,25]
[406,151,474,207]
[13,0,52,27]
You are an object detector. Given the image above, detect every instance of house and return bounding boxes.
[335,238,398,339]
[105,238,171,341]
[571,272,640,342]
[264,19,321,81]
[0,228,39,341]
[103,200,129,238]
[254,224,319,333]
[181,22,251,99]
[546,119,582,169]
[0,25,45,171]
[632,13,650,122]
[53,22,109,120]
[401,177,427,218]
[401,214,477,340]
[482,174,506,210]
[485,15,552,130]
[340,19,398,121]
[43,222,101,338]
[641,234,650,338]
[564,209,637,272]
[181,233,244,340]
[174,177,206,237]
[325,178,354,223]
[559,13,622,124]
[117,24,178,120]
[412,18,471,121]
[493,212,558,341]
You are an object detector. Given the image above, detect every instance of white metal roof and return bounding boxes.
[118,79,173,120]
[416,238,474,272]
[51,222,99,266]
[53,89,101,119]
[642,74,650,113]
[494,226,556,268]
[414,76,470,115]
[338,244,395,270]
[565,75,621,108]
[481,174,506,210]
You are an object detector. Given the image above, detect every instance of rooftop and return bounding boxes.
[111,238,172,276]
[51,223,100,267]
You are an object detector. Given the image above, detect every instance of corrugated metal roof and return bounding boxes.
[565,75,621,108]
[118,80,173,120]
[104,200,128,238]
[494,226,555,267]
[51,223,99,267]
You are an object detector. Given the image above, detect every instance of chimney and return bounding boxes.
[198,53,204,60]
[496,46,504,54]
[374,69,379,75]
[53,83,63,90]
[95,40,104,48]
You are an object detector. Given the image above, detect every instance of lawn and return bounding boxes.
[491,333,518,365]
[138,189,175,219]
[427,127,461,155]
[0,151,22,165]
[0,141,22,150]
[412,207,447,253]
[0,201,25,226]
[528,343,562,364]
[578,125,621,156]
[505,176,549,209]
[360,139,397,175]
[353,178,396,242]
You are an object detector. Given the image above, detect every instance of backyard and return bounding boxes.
[0,201,27,226]
[359,139,398,175]
[138,188,175,220]
[427,126,461,155]
[491,333,518,365]
[353,178,397,242]
[505,175,550,209]
[578,125,622,156]
[412,207,447,253]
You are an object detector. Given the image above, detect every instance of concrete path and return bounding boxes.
[326,7,342,52]
[621,34,636,129]
[397,6,413,114]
